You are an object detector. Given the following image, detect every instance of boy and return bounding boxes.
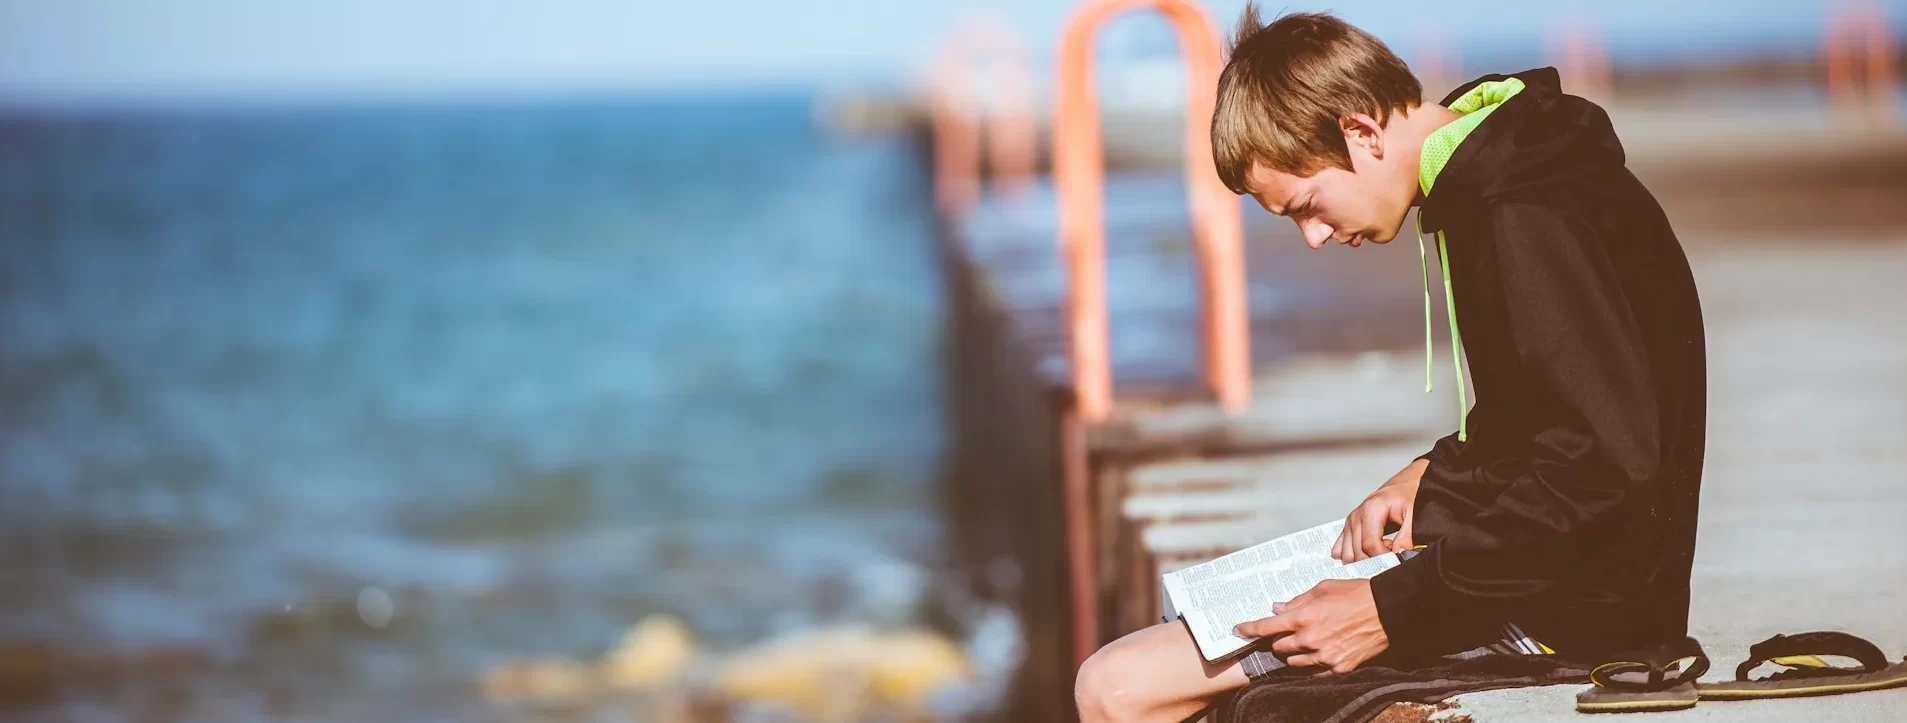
[1074,6,1706,722]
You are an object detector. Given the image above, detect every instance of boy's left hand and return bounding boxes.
[1232,579,1389,675]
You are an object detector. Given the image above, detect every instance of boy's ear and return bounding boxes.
[1339,113,1384,160]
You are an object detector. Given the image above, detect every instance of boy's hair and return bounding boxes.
[1212,4,1422,193]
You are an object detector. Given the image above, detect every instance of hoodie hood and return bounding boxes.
[1417,67,1628,234]
[1411,67,1630,441]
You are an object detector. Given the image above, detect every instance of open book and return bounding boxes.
[1161,519,1399,663]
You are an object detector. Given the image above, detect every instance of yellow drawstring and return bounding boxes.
[1417,218,1469,442]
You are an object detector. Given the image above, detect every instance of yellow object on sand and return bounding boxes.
[715,625,971,722]
[600,614,698,691]
[478,656,598,704]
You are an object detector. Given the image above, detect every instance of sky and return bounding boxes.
[2,0,1903,103]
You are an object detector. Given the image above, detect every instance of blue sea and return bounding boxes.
[0,94,990,719]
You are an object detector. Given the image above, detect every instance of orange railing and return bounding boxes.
[1052,0,1247,667]
[1825,1,1897,118]
[1054,0,1249,424]
[929,15,1037,216]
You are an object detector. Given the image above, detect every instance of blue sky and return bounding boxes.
[2,0,1902,102]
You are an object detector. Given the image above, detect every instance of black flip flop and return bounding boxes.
[1575,637,1710,714]
[1698,631,1907,701]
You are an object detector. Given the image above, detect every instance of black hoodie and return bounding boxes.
[1369,68,1708,656]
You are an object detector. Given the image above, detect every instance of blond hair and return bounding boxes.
[1211,5,1422,193]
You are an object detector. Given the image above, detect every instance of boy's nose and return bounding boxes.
[1301,219,1334,249]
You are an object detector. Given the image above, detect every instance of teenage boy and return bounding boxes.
[1074,6,1706,722]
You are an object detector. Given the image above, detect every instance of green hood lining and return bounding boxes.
[1415,77,1525,442]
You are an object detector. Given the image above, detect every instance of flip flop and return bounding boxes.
[1698,631,1907,701]
[1575,637,1709,714]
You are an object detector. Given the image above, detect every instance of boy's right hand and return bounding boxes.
[1332,459,1427,562]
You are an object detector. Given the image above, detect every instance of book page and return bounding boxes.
[1162,520,1400,662]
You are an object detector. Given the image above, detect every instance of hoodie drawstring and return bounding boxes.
[1417,217,1469,442]
[1415,79,1523,445]
[1418,221,1435,393]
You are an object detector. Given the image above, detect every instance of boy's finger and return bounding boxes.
[1233,615,1297,639]
[1284,586,1319,610]
[1357,504,1390,557]
[1392,505,1415,552]
[1270,632,1309,656]
[1339,516,1359,562]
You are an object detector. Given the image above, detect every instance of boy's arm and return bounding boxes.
[1370,202,1662,652]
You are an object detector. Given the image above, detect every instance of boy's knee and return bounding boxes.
[1075,643,1142,722]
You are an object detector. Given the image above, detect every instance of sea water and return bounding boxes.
[0,93,988,719]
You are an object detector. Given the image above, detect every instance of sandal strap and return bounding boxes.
[1736,631,1889,681]
[1590,637,1710,691]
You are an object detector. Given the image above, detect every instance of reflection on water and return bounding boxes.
[0,95,1010,720]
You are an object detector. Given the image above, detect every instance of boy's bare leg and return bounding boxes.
[1075,621,1253,723]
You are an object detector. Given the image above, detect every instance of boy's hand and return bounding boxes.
[1233,579,1388,675]
[1333,459,1426,562]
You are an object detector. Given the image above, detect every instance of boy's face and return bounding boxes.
[1243,113,1417,250]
